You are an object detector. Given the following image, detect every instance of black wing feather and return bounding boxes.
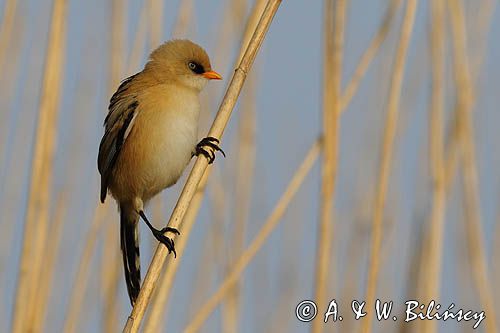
[97,74,140,203]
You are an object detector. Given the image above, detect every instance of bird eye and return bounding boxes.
[188,61,204,74]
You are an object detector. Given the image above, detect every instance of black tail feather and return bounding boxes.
[120,207,141,306]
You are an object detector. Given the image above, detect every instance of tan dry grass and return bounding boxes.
[148,0,164,48]
[312,1,345,333]
[62,203,111,333]
[447,0,498,331]
[30,191,68,332]
[361,0,418,332]
[222,74,257,333]
[417,2,446,332]
[340,0,402,111]
[0,0,18,73]
[11,0,68,331]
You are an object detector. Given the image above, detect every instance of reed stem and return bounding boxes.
[312,1,345,333]
[11,0,68,331]
[361,1,417,332]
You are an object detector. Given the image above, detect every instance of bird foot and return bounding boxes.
[194,137,225,164]
[139,210,180,257]
[152,229,178,257]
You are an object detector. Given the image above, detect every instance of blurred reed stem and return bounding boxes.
[340,0,401,110]
[218,2,259,331]
[418,1,446,332]
[126,2,149,75]
[110,0,126,89]
[334,12,403,321]
[213,0,248,72]
[312,1,345,333]
[469,0,496,85]
[122,2,283,331]
[31,191,68,332]
[100,213,121,333]
[148,0,164,48]
[171,0,194,38]
[361,0,417,332]
[0,0,18,73]
[448,0,498,331]
[222,71,257,333]
[11,0,68,332]
[62,204,109,333]
[184,138,321,333]
[442,0,495,193]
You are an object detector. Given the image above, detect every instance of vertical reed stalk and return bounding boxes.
[312,1,345,333]
[110,0,126,89]
[62,204,109,333]
[448,0,498,331]
[470,0,495,84]
[223,73,257,333]
[0,0,18,73]
[101,248,121,333]
[11,0,68,332]
[30,192,68,332]
[122,2,283,331]
[214,0,248,67]
[494,214,500,304]
[171,0,194,38]
[442,0,495,194]
[419,2,446,332]
[126,2,149,75]
[361,1,417,332]
[184,138,321,333]
[220,3,260,331]
[148,0,164,48]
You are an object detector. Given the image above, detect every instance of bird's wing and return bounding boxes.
[98,74,140,203]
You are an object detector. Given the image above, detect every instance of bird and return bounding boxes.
[97,39,224,305]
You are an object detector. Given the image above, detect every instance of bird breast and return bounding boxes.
[112,85,200,201]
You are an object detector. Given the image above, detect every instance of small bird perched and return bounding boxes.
[98,39,224,305]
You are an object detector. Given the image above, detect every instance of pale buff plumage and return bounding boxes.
[97,39,221,305]
[110,83,200,203]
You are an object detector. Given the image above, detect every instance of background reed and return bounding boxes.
[362,1,417,331]
[311,1,344,333]
[1,0,499,333]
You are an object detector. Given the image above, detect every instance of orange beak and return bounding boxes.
[202,70,222,80]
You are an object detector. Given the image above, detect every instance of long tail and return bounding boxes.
[120,205,141,306]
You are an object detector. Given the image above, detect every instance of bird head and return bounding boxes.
[145,39,222,92]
